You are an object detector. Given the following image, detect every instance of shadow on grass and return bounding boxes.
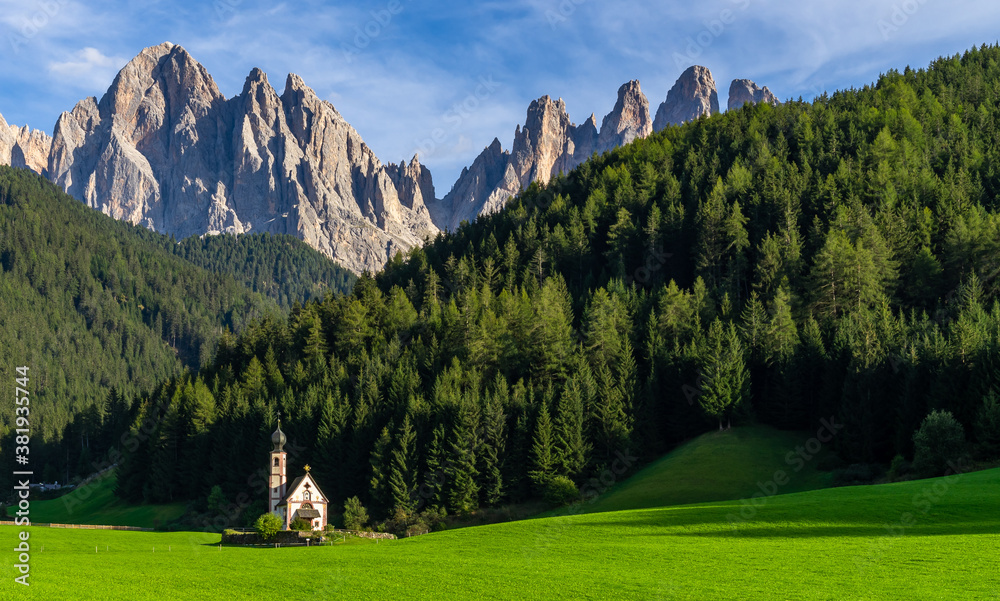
[664,521,1000,538]
[564,505,1000,539]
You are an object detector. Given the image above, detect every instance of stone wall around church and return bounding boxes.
[221,529,396,545]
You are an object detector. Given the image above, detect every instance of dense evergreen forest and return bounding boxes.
[0,167,353,489]
[174,233,355,308]
[44,46,1000,526]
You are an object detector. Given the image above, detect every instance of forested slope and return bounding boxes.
[173,233,355,308]
[0,167,350,487]
[115,45,1000,523]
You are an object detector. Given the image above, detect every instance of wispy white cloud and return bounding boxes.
[48,47,129,91]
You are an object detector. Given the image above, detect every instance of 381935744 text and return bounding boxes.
[13,365,31,587]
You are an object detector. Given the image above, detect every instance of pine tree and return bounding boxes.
[301,312,327,378]
[479,387,507,505]
[740,292,768,364]
[336,299,372,356]
[263,346,286,398]
[531,276,576,380]
[583,288,628,369]
[177,377,216,498]
[388,415,417,513]
[102,387,131,454]
[593,362,631,465]
[146,388,182,502]
[695,178,729,290]
[722,200,750,303]
[241,356,266,401]
[657,280,696,345]
[904,246,944,307]
[369,426,392,512]
[421,424,447,510]
[616,337,638,420]
[810,228,853,320]
[530,399,556,487]
[699,319,749,430]
[765,286,799,365]
[315,393,347,501]
[554,378,589,478]
[446,401,480,514]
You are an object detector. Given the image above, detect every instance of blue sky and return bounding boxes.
[1,0,999,192]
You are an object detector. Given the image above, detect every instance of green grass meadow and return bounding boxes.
[6,474,185,529]
[581,425,836,514]
[3,467,998,600]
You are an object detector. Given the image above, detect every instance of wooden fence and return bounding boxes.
[0,520,152,532]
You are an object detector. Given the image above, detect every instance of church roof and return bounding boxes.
[276,476,306,506]
[276,472,329,507]
[296,508,322,519]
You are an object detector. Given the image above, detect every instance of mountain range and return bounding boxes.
[0,42,778,273]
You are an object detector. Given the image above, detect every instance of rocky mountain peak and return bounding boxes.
[103,41,221,118]
[522,96,569,135]
[243,67,270,90]
[598,79,652,153]
[512,95,573,185]
[10,126,52,174]
[0,112,53,176]
[283,73,321,104]
[429,80,652,232]
[386,154,435,212]
[0,113,15,166]
[653,65,719,131]
[240,68,282,118]
[728,79,779,110]
[39,42,438,274]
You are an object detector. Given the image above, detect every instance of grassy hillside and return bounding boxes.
[4,468,997,599]
[6,473,184,529]
[581,424,835,513]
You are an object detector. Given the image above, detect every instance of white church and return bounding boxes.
[268,422,330,531]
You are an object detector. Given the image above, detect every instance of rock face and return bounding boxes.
[728,79,779,111]
[45,42,436,274]
[0,114,15,166]
[653,66,719,132]
[598,80,653,154]
[429,80,653,232]
[426,137,511,230]
[386,155,435,212]
[0,112,52,175]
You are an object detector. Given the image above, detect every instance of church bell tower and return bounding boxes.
[269,421,288,516]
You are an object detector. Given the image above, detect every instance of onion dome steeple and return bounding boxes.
[272,420,286,452]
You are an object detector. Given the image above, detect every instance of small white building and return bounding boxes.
[268,422,330,531]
